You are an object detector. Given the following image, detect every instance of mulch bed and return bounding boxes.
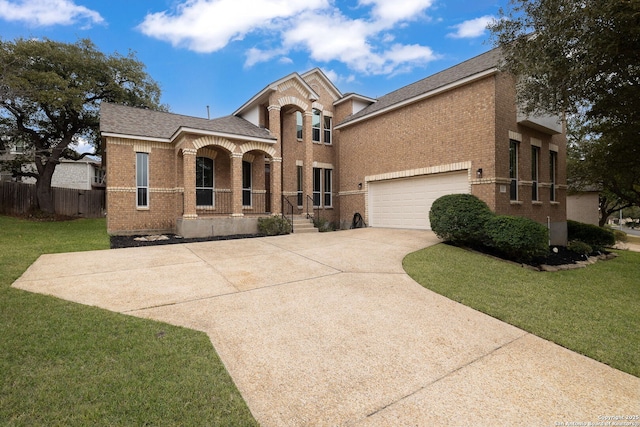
[110,233,262,249]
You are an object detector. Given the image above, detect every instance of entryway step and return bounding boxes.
[291,215,319,233]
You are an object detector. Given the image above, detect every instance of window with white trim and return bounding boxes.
[196,157,215,206]
[11,140,25,154]
[136,152,148,208]
[296,111,303,140]
[312,167,321,206]
[312,109,321,142]
[297,165,303,206]
[550,151,557,202]
[323,116,332,144]
[531,146,540,201]
[242,160,252,206]
[323,169,332,207]
[509,139,518,201]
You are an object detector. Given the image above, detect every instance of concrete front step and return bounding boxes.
[291,216,318,233]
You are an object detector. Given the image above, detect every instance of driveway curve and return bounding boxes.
[13,228,639,426]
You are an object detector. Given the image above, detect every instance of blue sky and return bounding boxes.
[1,0,506,121]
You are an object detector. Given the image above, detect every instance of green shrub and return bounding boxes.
[484,215,549,263]
[258,216,292,236]
[567,240,593,256]
[429,194,493,246]
[567,220,615,250]
[612,229,628,243]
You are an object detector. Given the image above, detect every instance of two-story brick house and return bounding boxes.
[100,47,567,244]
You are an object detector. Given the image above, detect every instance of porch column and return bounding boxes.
[182,148,197,219]
[230,152,244,217]
[267,104,283,215]
[303,110,314,211]
[270,157,282,215]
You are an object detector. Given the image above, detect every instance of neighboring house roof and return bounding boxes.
[336,47,503,128]
[100,103,275,142]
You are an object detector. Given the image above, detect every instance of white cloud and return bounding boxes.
[140,0,439,76]
[71,136,95,154]
[359,0,434,27]
[138,0,328,53]
[447,15,495,39]
[0,0,103,27]
[321,68,355,85]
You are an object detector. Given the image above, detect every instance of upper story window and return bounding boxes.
[509,139,519,201]
[136,152,149,208]
[296,111,303,140]
[323,116,332,144]
[312,109,321,142]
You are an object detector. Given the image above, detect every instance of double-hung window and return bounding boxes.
[550,151,557,202]
[136,152,149,208]
[312,167,321,206]
[296,111,303,140]
[242,161,252,207]
[196,157,214,206]
[297,165,303,206]
[509,140,519,201]
[323,116,332,144]
[531,146,540,201]
[312,109,321,142]
[323,169,332,207]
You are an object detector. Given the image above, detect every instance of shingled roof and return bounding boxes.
[100,103,275,142]
[337,47,503,127]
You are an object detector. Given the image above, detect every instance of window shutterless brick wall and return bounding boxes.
[337,76,497,223]
[106,137,178,235]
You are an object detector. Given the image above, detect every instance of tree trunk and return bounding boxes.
[35,166,55,214]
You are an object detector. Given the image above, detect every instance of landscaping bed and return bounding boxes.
[110,233,261,249]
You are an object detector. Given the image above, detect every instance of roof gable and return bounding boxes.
[300,68,343,101]
[233,72,320,117]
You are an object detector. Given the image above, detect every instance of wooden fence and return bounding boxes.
[0,182,105,218]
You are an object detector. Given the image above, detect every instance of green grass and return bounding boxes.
[404,243,640,377]
[0,216,257,426]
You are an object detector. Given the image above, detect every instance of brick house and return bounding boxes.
[100,48,567,244]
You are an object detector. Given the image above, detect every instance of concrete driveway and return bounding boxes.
[13,228,639,426]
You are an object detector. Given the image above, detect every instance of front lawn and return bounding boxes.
[404,243,640,377]
[0,216,257,426]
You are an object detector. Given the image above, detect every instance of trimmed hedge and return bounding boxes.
[567,240,593,256]
[429,194,493,246]
[258,216,292,236]
[485,215,550,263]
[567,220,615,251]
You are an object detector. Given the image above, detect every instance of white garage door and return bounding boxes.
[368,171,469,230]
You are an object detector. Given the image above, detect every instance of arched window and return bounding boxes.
[196,157,214,206]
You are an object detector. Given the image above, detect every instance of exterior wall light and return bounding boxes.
[476,168,483,179]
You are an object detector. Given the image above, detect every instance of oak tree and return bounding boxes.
[0,38,165,213]
[490,0,640,209]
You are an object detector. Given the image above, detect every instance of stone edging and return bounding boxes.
[539,253,618,272]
